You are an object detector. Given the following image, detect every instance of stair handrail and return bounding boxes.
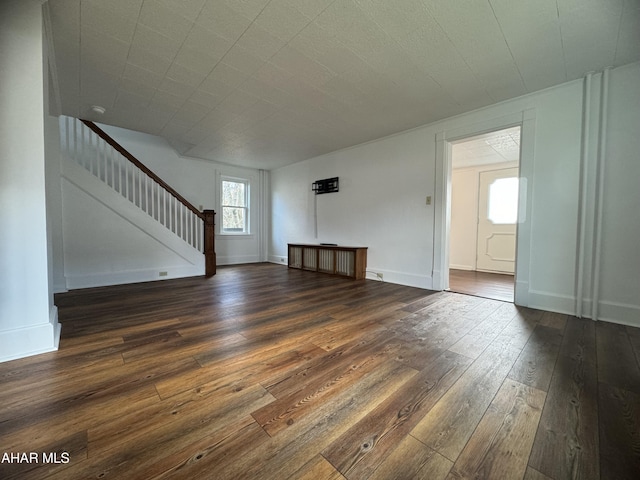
[80,119,204,220]
[76,119,215,276]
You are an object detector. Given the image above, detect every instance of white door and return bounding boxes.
[476,168,519,273]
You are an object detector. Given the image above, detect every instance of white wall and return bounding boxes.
[0,0,60,361]
[271,62,640,327]
[271,128,434,287]
[449,161,519,271]
[592,64,640,325]
[449,168,477,271]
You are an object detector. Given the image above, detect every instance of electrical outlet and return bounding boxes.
[159,271,168,277]
[426,196,432,205]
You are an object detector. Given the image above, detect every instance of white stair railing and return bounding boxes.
[60,116,204,252]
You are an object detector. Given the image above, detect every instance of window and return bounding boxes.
[487,177,519,224]
[221,177,249,234]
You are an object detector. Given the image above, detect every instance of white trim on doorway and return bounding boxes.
[433,109,536,307]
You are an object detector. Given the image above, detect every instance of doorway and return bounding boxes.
[448,126,521,302]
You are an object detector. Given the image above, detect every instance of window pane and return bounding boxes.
[488,177,519,224]
[222,207,246,232]
[222,180,245,207]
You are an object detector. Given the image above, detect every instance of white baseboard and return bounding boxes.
[527,290,640,327]
[366,268,433,290]
[0,306,60,363]
[268,255,288,266]
[597,301,640,327]
[449,264,474,271]
[527,289,576,315]
[217,255,261,265]
[266,258,432,289]
[65,264,205,290]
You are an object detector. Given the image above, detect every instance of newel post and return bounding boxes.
[204,210,216,277]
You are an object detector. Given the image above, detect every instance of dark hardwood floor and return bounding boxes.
[1,264,639,479]
[449,268,515,303]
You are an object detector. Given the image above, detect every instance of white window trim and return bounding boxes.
[220,175,250,235]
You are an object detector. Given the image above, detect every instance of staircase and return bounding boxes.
[59,116,216,283]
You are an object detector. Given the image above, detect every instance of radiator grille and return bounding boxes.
[289,246,302,268]
[336,250,355,277]
[318,249,334,273]
[303,248,317,270]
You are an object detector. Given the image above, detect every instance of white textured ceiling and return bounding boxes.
[452,126,521,169]
[47,0,640,170]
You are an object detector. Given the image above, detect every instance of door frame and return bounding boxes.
[433,109,536,306]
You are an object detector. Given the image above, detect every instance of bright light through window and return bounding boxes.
[221,178,249,234]
[488,177,519,224]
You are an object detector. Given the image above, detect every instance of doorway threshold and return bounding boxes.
[448,269,514,303]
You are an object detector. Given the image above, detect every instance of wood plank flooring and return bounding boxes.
[1,264,639,479]
[449,269,515,303]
